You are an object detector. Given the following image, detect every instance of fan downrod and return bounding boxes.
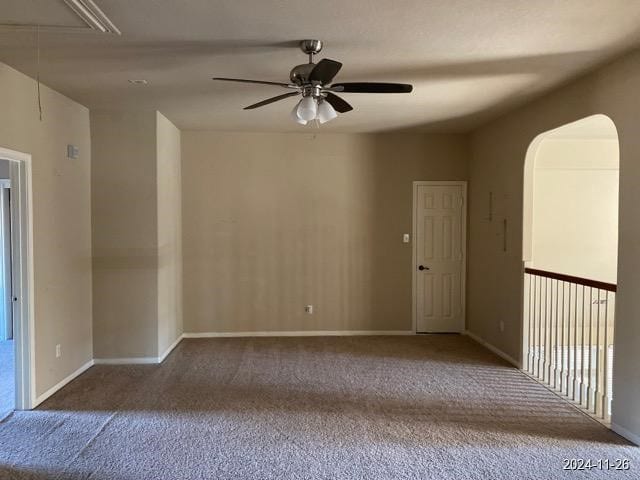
[291,39,324,84]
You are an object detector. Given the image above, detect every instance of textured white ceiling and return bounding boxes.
[0,0,86,28]
[1,0,640,132]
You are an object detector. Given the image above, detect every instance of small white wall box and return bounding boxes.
[67,144,79,159]
[403,233,410,243]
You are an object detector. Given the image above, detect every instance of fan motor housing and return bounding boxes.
[290,63,315,85]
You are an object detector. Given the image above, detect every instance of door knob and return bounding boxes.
[418,265,430,271]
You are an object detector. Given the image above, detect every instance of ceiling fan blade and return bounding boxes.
[213,77,292,88]
[309,59,343,84]
[331,82,413,93]
[243,92,299,110]
[324,92,353,113]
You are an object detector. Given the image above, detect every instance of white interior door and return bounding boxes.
[413,182,466,333]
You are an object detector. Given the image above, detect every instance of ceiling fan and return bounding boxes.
[213,39,413,125]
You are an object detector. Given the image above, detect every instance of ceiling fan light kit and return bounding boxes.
[297,96,318,121]
[290,97,338,125]
[213,39,413,126]
[291,104,308,125]
[317,99,338,124]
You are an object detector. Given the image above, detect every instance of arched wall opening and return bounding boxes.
[523,114,619,277]
[522,114,619,422]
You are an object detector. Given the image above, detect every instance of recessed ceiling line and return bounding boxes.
[62,0,121,35]
[0,1,121,35]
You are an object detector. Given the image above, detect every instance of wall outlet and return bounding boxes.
[403,233,410,243]
[499,321,505,333]
[55,344,62,358]
[304,305,313,314]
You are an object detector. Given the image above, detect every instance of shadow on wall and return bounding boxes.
[181,132,468,333]
[368,49,610,133]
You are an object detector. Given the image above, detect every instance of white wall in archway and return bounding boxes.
[523,114,619,283]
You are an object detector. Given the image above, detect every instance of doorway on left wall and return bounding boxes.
[0,159,14,417]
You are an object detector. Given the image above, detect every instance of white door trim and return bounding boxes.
[412,181,467,333]
[0,147,35,410]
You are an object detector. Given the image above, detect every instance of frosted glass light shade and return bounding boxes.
[291,103,307,125]
[297,96,317,121]
[317,100,338,124]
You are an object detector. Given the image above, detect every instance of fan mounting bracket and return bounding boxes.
[299,39,323,56]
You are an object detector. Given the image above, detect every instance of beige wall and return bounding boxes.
[92,110,182,359]
[156,112,182,354]
[91,110,159,358]
[530,138,618,283]
[468,49,640,440]
[182,132,468,333]
[0,62,92,397]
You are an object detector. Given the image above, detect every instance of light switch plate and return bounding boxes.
[67,144,79,159]
[403,234,410,243]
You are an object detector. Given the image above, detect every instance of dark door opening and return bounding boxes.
[0,159,14,417]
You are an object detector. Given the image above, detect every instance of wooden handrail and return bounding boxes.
[524,267,617,292]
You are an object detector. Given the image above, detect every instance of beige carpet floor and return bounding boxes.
[0,335,638,479]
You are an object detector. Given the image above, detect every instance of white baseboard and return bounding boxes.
[182,330,414,338]
[158,334,184,362]
[463,330,521,368]
[611,423,640,446]
[94,356,161,365]
[33,359,94,407]
[94,334,186,365]
[95,331,414,363]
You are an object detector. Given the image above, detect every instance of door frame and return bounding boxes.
[0,147,35,410]
[412,181,467,333]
